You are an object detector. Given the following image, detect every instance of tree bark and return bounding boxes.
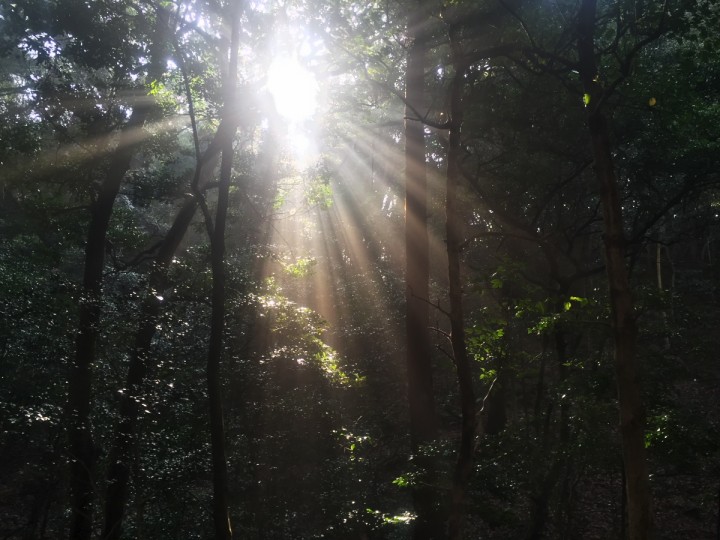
[206,142,234,540]
[445,28,476,540]
[577,1,653,538]
[66,9,171,539]
[404,2,441,538]
[67,92,155,540]
[405,0,436,448]
[205,5,241,538]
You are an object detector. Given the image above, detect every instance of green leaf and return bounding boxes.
[283,257,316,278]
[583,93,591,106]
[392,475,410,487]
[306,181,333,208]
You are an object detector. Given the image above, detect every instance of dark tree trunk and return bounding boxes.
[206,144,234,540]
[445,36,476,540]
[206,137,236,540]
[67,100,152,540]
[577,1,653,538]
[66,10,170,538]
[405,0,436,447]
[404,2,441,538]
[205,6,240,538]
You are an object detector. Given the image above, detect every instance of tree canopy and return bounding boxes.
[1,0,719,538]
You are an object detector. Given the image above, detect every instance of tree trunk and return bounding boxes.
[405,0,436,447]
[207,142,234,540]
[205,6,240,538]
[446,31,476,540]
[66,9,170,538]
[577,1,653,538]
[67,97,153,540]
[404,2,441,538]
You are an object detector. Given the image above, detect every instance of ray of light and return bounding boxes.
[4,114,191,186]
[252,70,455,398]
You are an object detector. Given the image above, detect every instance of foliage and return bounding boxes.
[0,0,719,538]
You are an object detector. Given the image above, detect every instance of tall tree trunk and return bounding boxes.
[207,141,234,540]
[66,9,170,539]
[404,1,441,538]
[577,1,653,538]
[205,5,240,538]
[445,34,476,540]
[67,93,157,540]
[405,0,436,447]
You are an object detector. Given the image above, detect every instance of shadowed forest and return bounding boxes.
[1,0,719,538]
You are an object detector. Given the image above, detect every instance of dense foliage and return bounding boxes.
[1,0,718,538]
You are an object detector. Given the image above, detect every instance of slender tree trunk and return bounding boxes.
[23,489,44,540]
[66,10,170,538]
[234,115,282,536]
[205,6,240,538]
[206,134,236,540]
[715,483,719,540]
[446,33,476,540]
[67,98,153,540]
[207,143,234,540]
[405,0,436,447]
[404,2,441,538]
[577,2,653,538]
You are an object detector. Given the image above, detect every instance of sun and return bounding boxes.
[267,57,318,122]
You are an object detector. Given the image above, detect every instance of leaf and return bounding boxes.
[283,257,316,278]
[392,475,410,487]
[148,79,162,95]
[583,93,591,106]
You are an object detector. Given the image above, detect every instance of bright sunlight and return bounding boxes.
[267,57,318,122]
